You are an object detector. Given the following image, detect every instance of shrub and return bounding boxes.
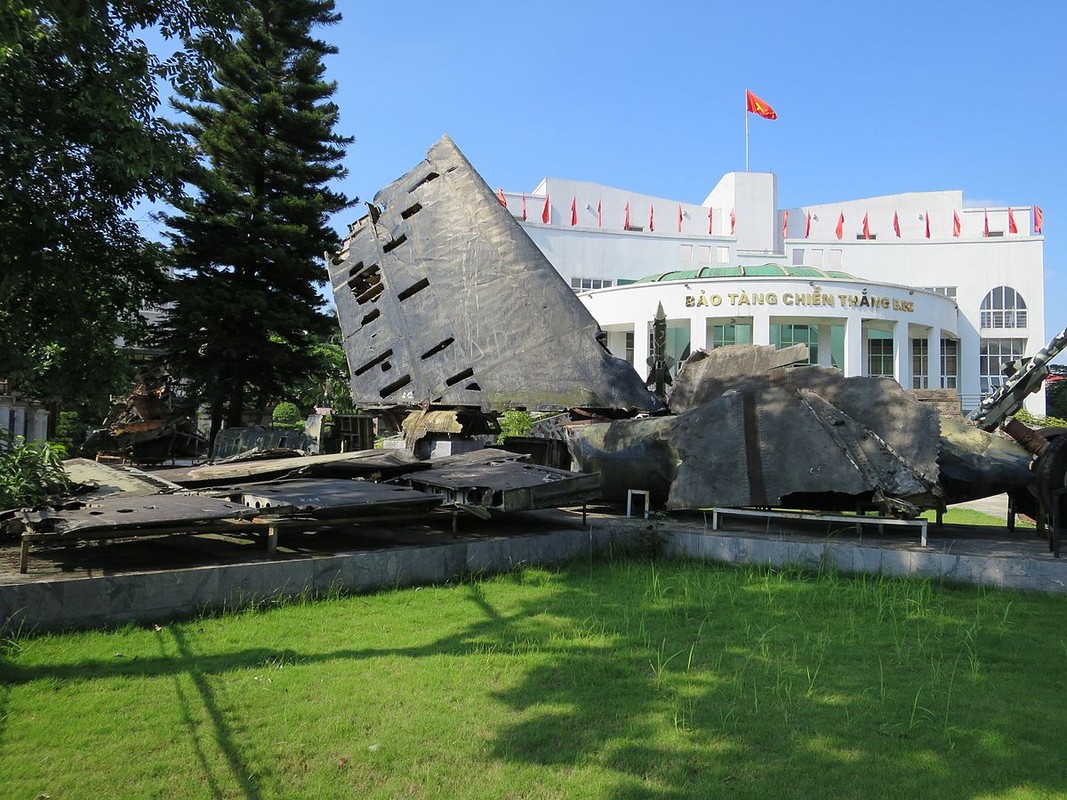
[498,410,532,442]
[0,436,70,510]
[271,401,305,430]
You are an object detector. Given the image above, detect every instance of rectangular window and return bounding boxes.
[810,248,824,267]
[912,337,929,389]
[828,249,843,267]
[716,246,729,263]
[713,323,753,348]
[792,248,805,265]
[625,331,634,365]
[867,330,894,377]
[697,245,711,263]
[923,286,958,301]
[941,338,959,389]
[771,323,818,364]
[679,244,693,263]
[979,338,1026,394]
[570,277,614,293]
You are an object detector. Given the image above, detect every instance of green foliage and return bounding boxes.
[0,436,69,509]
[271,401,304,429]
[53,411,89,456]
[497,410,533,441]
[1011,408,1067,429]
[0,1,236,407]
[287,339,356,413]
[159,0,354,444]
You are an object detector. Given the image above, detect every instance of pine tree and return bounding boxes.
[161,0,353,445]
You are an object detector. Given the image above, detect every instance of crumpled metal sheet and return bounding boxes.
[326,135,661,414]
[937,416,1035,503]
[387,448,602,512]
[566,361,943,512]
[670,343,809,414]
[154,449,427,488]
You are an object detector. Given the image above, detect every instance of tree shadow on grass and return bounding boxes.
[1,561,1066,798]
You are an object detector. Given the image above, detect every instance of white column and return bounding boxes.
[690,315,707,352]
[752,310,771,345]
[927,328,942,389]
[633,320,650,379]
[817,324,833,367]
[844,317,864,376]
[893,321,911,388]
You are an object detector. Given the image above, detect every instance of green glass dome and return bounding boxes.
[631,264,855,284]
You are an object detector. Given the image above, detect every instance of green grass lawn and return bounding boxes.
[1,559,1065,798]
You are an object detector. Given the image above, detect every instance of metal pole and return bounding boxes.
[745,94,750,172]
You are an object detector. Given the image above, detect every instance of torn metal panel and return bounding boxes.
[219,479,443,519]
[153,449,427,488]
[211,426,315,459]
[62,458,188,500]
[388,448,601,512]
[937,416,1035,503]
[566,366,943,512]
[670,344,809,414]
[22,494,257,535]
[326,135,661,414]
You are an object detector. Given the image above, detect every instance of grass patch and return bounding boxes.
[1,560,1066,798]
[922,507,1036,529]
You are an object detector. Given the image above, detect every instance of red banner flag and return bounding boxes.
[1008,207,1018,234]
[952,211,961,237]
[708,207,713,235]
[835,213,844,240]
[984,211,989,237]
[521,193,527,221]
[597,199,602,227]
[678,205,683,233]
[730,208,736,234]
[624,202,630,230]
[649,203,655,232]
[1034,205,1043,234]
[925,212,931,239]
[541,194,550,224]
[570,197,578,226]
[746,89,777,120]
[805,211,811,239]
[893,211,901,238]
[782,210,789,239]
[862,212,870,240]
[497,188,507,208]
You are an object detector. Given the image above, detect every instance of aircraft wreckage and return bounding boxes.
[10,135,1067,571]
[324,134,1066,528]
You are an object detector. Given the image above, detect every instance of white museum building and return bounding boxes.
[499,171,1047,413]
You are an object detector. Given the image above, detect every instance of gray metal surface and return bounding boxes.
[326,135,661,414]
[220,478,443,518]
[388,448,602,511]
[25,494,257,535]
[566,364,943,512]
[154,449,426,488]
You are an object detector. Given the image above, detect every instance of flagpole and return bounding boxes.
[745,92,750,172]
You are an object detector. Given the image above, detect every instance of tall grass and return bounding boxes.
[0,559,1065,798]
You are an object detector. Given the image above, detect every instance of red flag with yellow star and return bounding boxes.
[746,90,777,120]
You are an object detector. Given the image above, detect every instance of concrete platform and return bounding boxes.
[0,504,1063,633]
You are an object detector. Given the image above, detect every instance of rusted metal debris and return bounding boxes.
[83,366,207,462]
[326,135,661,415]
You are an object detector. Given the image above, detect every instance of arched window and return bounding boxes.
[980,286,1027,329]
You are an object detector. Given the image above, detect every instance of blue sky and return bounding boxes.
[326,1,1067,337]
[141,0,1067,338]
